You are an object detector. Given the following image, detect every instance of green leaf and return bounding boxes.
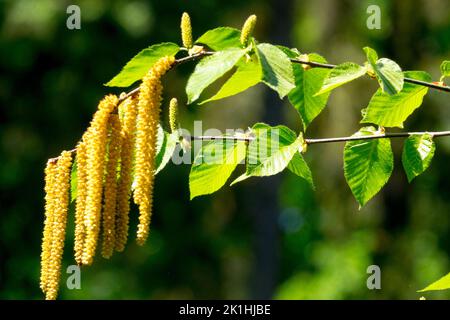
[155,126,178,174]
[363,47,404,95]
[287,152,314,189]
[195,27,242,51]
[344,126,394,207]
[105,42,179,87]
[315,62,367,96]
[373,58,404,95]
[189,139,246,199]
[418,272,450,292]
[276,46,300,58]
[440,60,450,79]
[288,53,331,129]
[186,48,246,104]
[361,71,431,128]
[231,123,301,185]
[256,43,295,98]
[402,133,435,182]
[363,46,379,64]
[70,158,77,203]
[200,53,262,104]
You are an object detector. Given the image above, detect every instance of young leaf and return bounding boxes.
[440,60,450,79]
[106,42,180,87]
[361,71,431,128]
[186,48,246,104]
[199,53,262,104]
[287,152,314,189]
[231,123,301,185]
[363,47,404,95]
[256,43,295,98]
[402,133,435,182]
[189,139,246,199]
[288,53,331,129]
[315,62,367,96]
[363,46,379,64]
[344,126,394,208]
[155,127,178,174]
[418,272,450,292]
[195,27,242,51]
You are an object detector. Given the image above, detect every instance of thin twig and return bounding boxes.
[304,131,450,144]
[291,58,450,92]
[118,50,450,103]
[187,135,253,141]
[48,130,450,163]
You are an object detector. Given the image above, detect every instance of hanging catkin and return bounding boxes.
[82,94,118,265]
[115,97,137,252]
[134,56,175,245]
[41,150,73,300]
[74,141,87,265]
[40,160,58,293]
[101,114,121,259]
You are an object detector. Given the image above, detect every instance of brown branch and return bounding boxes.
[291,58,450,93]
[190,130,450,144]
[304,131,450,144]
[48,130,450,164]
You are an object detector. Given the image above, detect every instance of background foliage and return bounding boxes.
[0,0,449,299]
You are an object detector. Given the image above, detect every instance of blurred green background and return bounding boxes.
[0,0,449,299]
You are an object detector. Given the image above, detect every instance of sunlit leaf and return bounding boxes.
[418,272,450,292]
[106,42,179,87]
[440,60,450,79]
[402,133,435,182]
[70,158,77,203]
[155,126,178,174]
[200,53,262,104]
[189,139,246,199]
[363,47,404,95]
[344,126,393,207]
[288,53,330,129]
[256,43,295,98]
[315,62,367,96]
[186,48,246,103]
[287,152,314,189]
[361,71,431,128]
[231,123,302,185]
[195,27,242,51]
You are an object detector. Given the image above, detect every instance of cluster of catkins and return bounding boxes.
[40,55,175,300]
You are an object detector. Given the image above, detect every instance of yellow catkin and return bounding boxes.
[135,56,174,245]
[82,94,118,265]
[40,160,58,293]
[43,150,73,300]
[115,97,137,252]
[74,141,87,265]
[180,12,193,49]
[169,98,178,133]
[240,14,257,46]
[101,114,121,259]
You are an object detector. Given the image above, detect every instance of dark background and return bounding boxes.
[0,0,449,299]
